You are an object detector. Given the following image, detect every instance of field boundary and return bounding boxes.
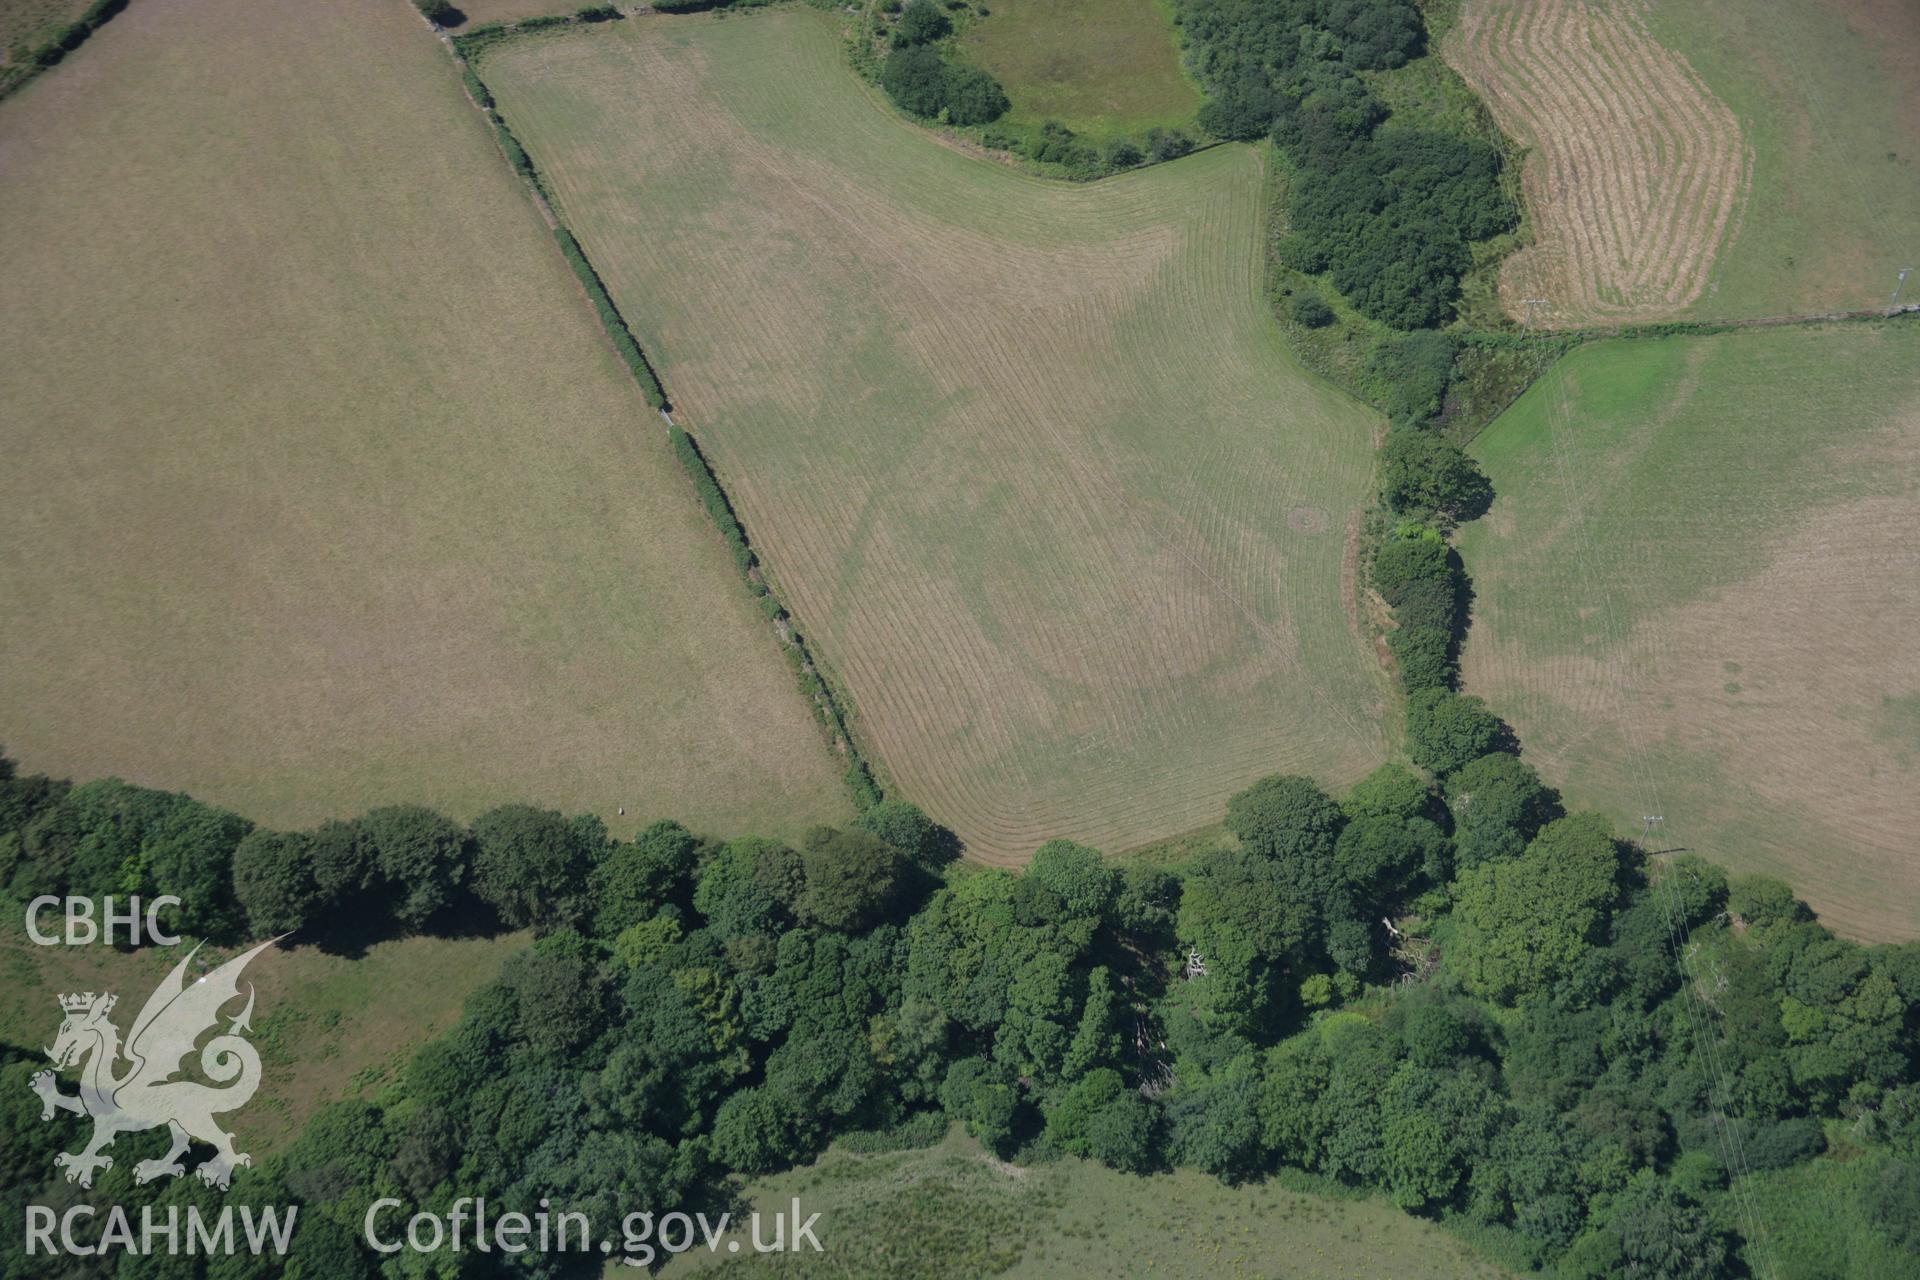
[428,8,884,811]
[0,0,131,105]
[1531,301,1920,339]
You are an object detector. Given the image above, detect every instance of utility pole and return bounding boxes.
[1893,267,1914,307]
[1521,297,1548,328]
[1641,814,1664,852]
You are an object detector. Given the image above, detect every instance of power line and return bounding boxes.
[1532,361,1780,1279]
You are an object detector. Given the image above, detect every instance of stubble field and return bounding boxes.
[1446,0,1920,325]
[479,10,1391,862]
[0,0,850,841]
[1458,323,1920,940]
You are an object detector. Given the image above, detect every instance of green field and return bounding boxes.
[955,0,1204,140]
[663,1127,1518,1279]
[1,921,521,1152]
[0,0,850,843]
[1644,0,1920,320]
[1459,322,1920,940]
[478,9,1391,863]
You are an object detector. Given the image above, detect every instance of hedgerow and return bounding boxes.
[553,225,667,408]
[668,425,750,573]
[0,0,130,103]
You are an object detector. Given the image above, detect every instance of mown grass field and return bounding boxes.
[1458,322,1920,940]
[0,0,850,842]
[955,0,1204,141]
[663,1126,1519,1279]
[1644,0,1920,321]
[0,920,521,1152]
[1446,0,1920,325]
[479,10,1391,863]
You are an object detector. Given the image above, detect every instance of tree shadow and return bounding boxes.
[302,895,507,960]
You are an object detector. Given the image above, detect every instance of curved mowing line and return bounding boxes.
[481,12,1390,861]
[1448,0,1749,324]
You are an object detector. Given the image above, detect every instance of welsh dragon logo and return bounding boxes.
[32,940,275,1191]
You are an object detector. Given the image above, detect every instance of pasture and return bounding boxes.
[955,0,1203,140]
[0,0,849,842]
[1446,0,1920,326]
[664,1126,1519,1279]
[479,10,1391,863]
[1458,322,1920,940]
[0,922,521,1152]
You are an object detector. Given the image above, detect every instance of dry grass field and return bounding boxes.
[0,0,850,841]
[1459,323,1920,940]
[479,10,1391,862]
[1447,0,1920,326]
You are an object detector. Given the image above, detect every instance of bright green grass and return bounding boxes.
[660,1126,1520,1278]
[479,10,1392,864]
[1733,1147,1914,1279]
[1459,322,1920,940]
[954,0,1205,140]
[0,0,850,844]
[1641,0,1920,320]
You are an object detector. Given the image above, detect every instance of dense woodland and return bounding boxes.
[2,734,1916,1277]
[1173,0,1515,328]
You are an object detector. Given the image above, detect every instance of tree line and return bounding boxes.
[0,0,128,104]
[877,1,1010,127]
[1,741,1913,1276]
[1173,0,1516,329]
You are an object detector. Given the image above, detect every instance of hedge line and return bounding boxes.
[669,424,883,809]
[553,225,668,408]
[0,0,130,104]
[668,425,750,573]
[453,25,880,809]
